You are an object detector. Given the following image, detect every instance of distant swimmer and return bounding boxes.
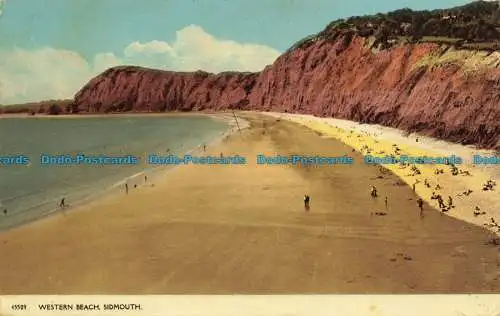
[304,194,310,211]
[59,198,66,209]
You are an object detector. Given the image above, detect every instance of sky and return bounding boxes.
[0,0,474,105]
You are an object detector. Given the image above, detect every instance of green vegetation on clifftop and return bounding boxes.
[289,1,500,52]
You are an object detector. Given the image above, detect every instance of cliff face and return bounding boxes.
[248,37,500,149]
[73,36,500,150]
[73,68,258,112]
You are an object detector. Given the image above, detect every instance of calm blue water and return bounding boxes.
[0,115,227,230]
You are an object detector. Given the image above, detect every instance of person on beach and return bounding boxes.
[59,198,66,209]
[424,178,430,188]
[473,206,485,217]
[447,196,453,208]
[3,209,7,216]
[144,175,148,183]
[417,198,424,215]
[203,144,207,152]
[436,195,445,209]
[370,185,378,198]
[463,189,473,196]
[304,194,310,211]
[384,197,388,210]
[125,183,129,194]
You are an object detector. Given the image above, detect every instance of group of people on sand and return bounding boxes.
[0,198,67,219]
[369,184,425,216]
[430,191,454,212]
[1,172,158,220]
[303,184,427,216]
[328,132,499,224]
[410,168,498,224]
[125,177,147,194]
[302,182,428,215]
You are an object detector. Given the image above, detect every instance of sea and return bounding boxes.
[0,115,228,230]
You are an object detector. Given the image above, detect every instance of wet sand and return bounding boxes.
[0,113,498,294]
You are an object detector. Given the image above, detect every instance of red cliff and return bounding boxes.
[73,35,500,150]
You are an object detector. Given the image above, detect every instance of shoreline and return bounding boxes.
[0,110,497,150]
[261,111,500,236]
[0,111,229,119]
[2,110,498,235]
[0,112,246,233]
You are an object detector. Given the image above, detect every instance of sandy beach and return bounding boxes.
[263,112,500,236]
[0,112,499,294]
